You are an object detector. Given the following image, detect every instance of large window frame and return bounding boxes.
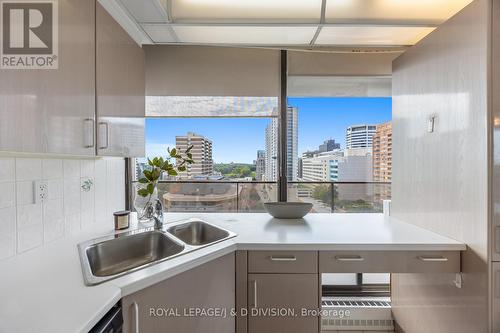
[126,49,391,211]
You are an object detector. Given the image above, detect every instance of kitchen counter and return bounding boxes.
[0,213,466,333]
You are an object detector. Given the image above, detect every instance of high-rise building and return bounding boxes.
[301,148,372,183]
[175,132,213,179]
[373,122,392,182]
[319,139,340,153]
[255,150,266,181]
[346,125,377,149]
[265,107,298,181]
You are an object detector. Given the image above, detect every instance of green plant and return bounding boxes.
[137,146,194,206]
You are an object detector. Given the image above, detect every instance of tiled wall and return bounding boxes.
[0,156,125,260]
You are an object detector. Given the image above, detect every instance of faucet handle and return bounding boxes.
[154,199,163,215]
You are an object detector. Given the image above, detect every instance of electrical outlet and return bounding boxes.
[34,180,49,203]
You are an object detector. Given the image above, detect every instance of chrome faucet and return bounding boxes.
[152,199,164,230]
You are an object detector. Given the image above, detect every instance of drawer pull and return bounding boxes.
[269,255,297,261]
[418,256,448,262]
[335,255,364,262]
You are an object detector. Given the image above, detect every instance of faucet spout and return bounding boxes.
[153,199,164,230]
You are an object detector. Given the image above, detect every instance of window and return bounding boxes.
[286,76,392,213]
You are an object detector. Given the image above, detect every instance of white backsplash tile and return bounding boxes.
[47,179,63,200]
[0,207,16,259]
[16,181,34,206]
[17,224,43,253]
[16,203,42,229]
[63,179,81,216]
[15,158,42,181]
[0,181,15,209]
[63,159,80,179]
[0,158,15,182]
[64,214,81,235]
[42,159,63,180]
[80,160,95,178]
[0,156,125,261]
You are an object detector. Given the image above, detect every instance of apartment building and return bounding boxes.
[373,122,392,182]
[255,150,266,181]
[176,132,213,179]
[346,124,377,149]
[301,148,372,183]
[265,107,298,181]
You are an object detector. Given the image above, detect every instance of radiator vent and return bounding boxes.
[322,300,391,307]
[322,318,394,328]
[321,298,393,331]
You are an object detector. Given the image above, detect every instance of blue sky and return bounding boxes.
[145,97,392,164]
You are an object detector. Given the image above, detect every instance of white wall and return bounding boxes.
[391,0,490,332]
[0,156,125,260]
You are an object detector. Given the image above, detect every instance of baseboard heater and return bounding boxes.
[321,297,394,331]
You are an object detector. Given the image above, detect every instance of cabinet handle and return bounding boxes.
[417,256,448,262]
[83,118,94,148]
[98,122,109,149]
[249,280,258,308]
[335,255,365,262]
[132,301,139,333]
[495,227,500,253]
[270,255,297,261]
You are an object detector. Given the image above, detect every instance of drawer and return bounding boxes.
[248,251,318,274]
[319,251,460,273]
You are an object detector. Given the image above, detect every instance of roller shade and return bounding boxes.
[288,76,391,97]
[288,50,398,76]
[145,45,280,97]
[145,45,280,117]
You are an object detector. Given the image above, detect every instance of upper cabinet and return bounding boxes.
[0,0,96,156]
[0,0,145,157]
[96,3,145,157]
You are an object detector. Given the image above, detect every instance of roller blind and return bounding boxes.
[288,50,398,76]
[145,45,280,117]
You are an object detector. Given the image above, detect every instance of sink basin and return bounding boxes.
[79,230,184,285]
[78,220,236,285]
[167,220,231,246]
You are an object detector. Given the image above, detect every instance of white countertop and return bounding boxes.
[0,213,465,333]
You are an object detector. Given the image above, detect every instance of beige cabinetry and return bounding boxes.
[0,1,145,157]
[0,0,96,155]
[122,253,235,333]
[244,250,319,333]
[96,3,145,157]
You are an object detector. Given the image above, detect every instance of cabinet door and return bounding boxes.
[122,253,235,333]
[0,0,96,155]
[96,3,145,157]
[247,273,319,333]
[96,117,145,157]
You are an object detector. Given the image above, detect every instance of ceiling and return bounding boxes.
[99,0,473,48]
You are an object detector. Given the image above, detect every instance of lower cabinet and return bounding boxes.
[121,253,235,333]
[247,273,319,333]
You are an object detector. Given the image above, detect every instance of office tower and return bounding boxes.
[255,150,266,181]
[301,148,372,183]
[345,124,377,149]
[319,139,340,153]
[373,122,392,182]
[175,132,213,179]
[265,107,298,181]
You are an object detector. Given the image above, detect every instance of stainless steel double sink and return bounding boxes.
[78,219,236,285]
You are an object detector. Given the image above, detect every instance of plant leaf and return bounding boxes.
[178,166,186,172]
[138,188,149,197]
[138,177,149,184]
[170,148,177,157]
[168,169,178,176]
[147,183,154,194]
[143,170,153,180]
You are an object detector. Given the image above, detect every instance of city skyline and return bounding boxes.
[145,97,392,164]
